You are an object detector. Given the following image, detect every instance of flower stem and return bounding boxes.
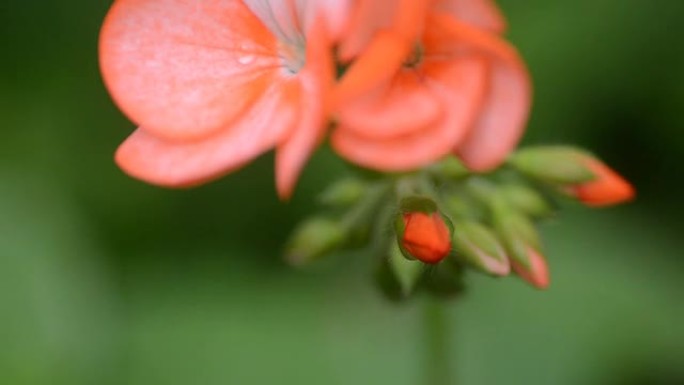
[422,297,453,385]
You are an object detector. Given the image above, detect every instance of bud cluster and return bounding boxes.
[284,146,634,300]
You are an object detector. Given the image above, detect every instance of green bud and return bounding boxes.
[452,221,510,276]
[492,205,541,270]
[317,178,367,207]
[443,193,486,222]
[510,146,596,184]
[285,217,346,266]
[499,184,555,218]
[430,156,470,179]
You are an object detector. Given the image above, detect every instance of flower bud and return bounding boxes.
[499,184,554,218]
[429,156,470,180]
[285,217,346,266]
[395,197,453,264]
[510,246,550,289]
[318,178,367,207]
[452,221,510,276]
[567,157,635,207]
[492,204,549,289]
[397,211,453,264]
[510,146,595,184]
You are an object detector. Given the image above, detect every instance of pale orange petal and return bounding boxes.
[115,80,300,188]
[433,0,507,33]
[337,0,395,61]
[432,14,531,171]
[336,70,444,140]
[332,57,487,171]
[100,0,281,141]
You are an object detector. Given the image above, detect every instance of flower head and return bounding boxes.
[332,0,531,172]
[101,0,531,198]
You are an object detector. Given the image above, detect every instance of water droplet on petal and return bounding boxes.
[238,55,255,65]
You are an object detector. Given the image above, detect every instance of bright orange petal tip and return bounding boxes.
[511,247,550,289]
[400,212,453,264]
[571,158,636,207]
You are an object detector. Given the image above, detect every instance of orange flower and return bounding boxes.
[332,0,531,172]
[400,212,452,264]
[100,0,340,199]
[570,157,636,207]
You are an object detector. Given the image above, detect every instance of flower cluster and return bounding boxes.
[100,0,530,198]
[100,1,635,294]
[287,147,634,296]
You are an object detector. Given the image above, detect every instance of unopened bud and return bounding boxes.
[510,146,595,184]
[285,217,346,266]
[492,204,549,289]
[318,178,367,207]
[510,246,550,289]
[395,197,453,264]
[452,221,510,276]
[500,184,554,218]
[430,156,470,179]
[566,156,635,207]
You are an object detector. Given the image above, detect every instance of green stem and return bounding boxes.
[422,297,453,385]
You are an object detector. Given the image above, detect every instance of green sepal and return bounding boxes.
[389,241,426,297]
[398,196,439,214]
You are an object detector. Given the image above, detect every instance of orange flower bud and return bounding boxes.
[510,247,550,289]
[400,212,452,264]
[570,157,635,207]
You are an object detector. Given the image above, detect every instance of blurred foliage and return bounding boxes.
[1,1,683,384]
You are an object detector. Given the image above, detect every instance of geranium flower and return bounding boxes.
[332,0,531,172]
[100,0,346,198]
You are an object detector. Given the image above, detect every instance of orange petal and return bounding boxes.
[433,0,507,34]
[275,18,334,200]
[115,80,301,188]
[335,0,433,103]
[333,31,411,107]
[332,57,487,171]
[336,70,444,139]
[100,0,281,141]
[390,0,432,42]
[432,14,531,171]
[337,0,396,61]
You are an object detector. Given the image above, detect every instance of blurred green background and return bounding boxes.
[1,1,683,384]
